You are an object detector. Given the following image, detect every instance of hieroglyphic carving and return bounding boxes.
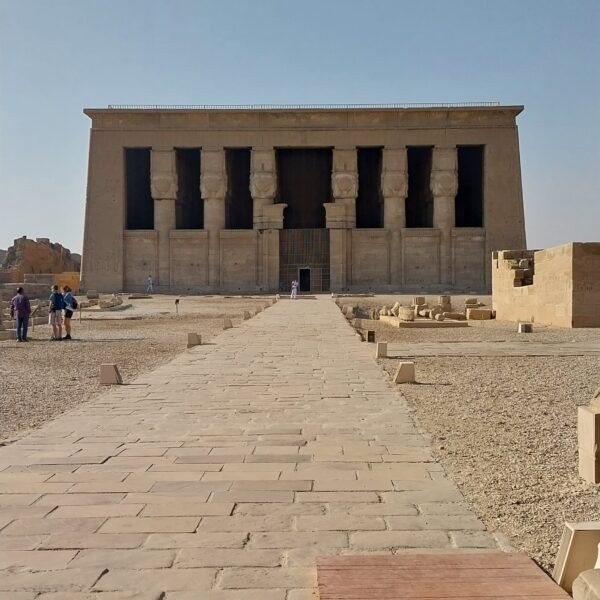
[200,149,227,200]
[151,149,178,199]
[430,147,458,198]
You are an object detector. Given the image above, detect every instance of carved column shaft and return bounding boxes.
[431,147,458,286]
[250,149,278,229]
[151,149,178,289]
[381,147,408,286]
[200,149,227,289]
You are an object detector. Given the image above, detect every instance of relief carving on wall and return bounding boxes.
[430,147,458,197]
[250,172,277,200]
[381,171,408,198]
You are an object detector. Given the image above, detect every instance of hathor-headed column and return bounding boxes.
[250,148,278,228]
[431,146,458,286]
[326,148,357,290]
[331,148,358,228]
[382,147,408,286]
[200,149,227,290]
[151,149,178,289]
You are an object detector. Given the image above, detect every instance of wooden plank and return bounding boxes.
[317,553,571,600]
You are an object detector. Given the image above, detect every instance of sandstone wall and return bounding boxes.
[492,243,600,328]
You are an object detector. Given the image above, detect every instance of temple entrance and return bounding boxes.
[299,268,311,292]
[279,229,330,292]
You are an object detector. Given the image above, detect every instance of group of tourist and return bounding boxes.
[9,284,77,342]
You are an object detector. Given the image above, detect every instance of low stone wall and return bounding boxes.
[492,243,600,328]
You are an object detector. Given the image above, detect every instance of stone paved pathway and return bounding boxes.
[0,296,500,599]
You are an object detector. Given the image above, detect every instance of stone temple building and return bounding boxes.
[81,104,526,294]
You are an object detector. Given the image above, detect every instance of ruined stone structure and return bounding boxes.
[492,243,600,328]
[0,236,80,284]
[81,104,526,293]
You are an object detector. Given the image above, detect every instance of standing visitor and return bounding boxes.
[291,279,298,299]
[62,285,77,340]
[146,275,154,293]
[48,285,65,341]
[10,287,31,342]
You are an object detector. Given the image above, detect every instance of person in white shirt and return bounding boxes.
[146,275,154,293]
[291,279,298,299]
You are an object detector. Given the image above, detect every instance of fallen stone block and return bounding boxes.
[223,318,233,329]
[187,333,201,348]
[434,313,445,322]
[430,307,443,319]
[376,342,387,358]
[554,522,600,593]
[518,322,533,333]
[243,311,251,320]
[417,309,429,318]
[413,296,426,306]
[467,308,494,320]
[578,405,600,484]
[438,295,451,306]
[128,294,152,300]
[398,307,415,322]
[443,312,466,321]
[255,306,262,314]
[0,330,16,341]
[394,361,416,384]
[86,290,99,300]
[464,298,479,305]
[100,364,122,385]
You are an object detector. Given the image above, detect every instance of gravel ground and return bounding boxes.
[344,296,600,573]
[0,295,273,442]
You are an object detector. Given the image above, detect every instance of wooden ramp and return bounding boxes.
[317,553,570,599]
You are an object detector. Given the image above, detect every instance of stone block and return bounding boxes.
[438,295,451,305]
[573,568,600,600]
[434,313,445,321]
[430,307,443,319]
[518,322,533,333]
[442,312,466,321]
[467,308,494,320]
[464,298,479,305]
[554,522,600,593]
[243,311,251,320]
[393,361,415,383]
[99,364,123,385]
[417,309,429,318]
[0,330,16,340]
[367,330,375,343]
[86,290,99,300]
[255,306,262,314]
[413,296,426,306]
[223,318,233,329]
[397,307,414,322]
[578,406,600,483]
[187,333,201,348]
[375,342,387,358]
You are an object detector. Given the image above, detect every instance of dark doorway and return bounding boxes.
[276,148,332,229]
[299,268,311,292]
[456,146,484,227]
[225,148,253,229]
[125,148,153,229]
[356,147,383,228]
[406,146,433,228]
[279,229,330,292]
[175,148,203,229]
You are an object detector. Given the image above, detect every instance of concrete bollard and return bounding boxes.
[187,332,201,348]
[518,322,533,333]
[223,318,233,330]
[376,342,387,358]
[243,311,251,320]
[394,361,416,384]
[100,364,123,385]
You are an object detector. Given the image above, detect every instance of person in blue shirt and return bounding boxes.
[48,285,65,341]
[62,285,76,340]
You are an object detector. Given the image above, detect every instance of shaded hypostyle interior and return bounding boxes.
[356,147,384,228]
[125,148,153,229]
[456,145,484,227]
[176,148,203,229]
[225,148,253,229]
[405,146,434,227]
[277,148,332,229]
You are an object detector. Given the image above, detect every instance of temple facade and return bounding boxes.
[81,104,526,293]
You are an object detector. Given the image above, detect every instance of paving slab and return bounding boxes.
[0,296,498,595]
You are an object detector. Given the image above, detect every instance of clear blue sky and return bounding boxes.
[1,0,598,253]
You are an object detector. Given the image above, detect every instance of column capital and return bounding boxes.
[431,146,458,198]
[250,148,277,227]
[151,148,177,200]
[200,149,226,200]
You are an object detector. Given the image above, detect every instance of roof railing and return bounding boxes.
[106,102,501,110]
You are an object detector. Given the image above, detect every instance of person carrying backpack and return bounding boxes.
[48,285,65,341]
[62,285,78,340]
